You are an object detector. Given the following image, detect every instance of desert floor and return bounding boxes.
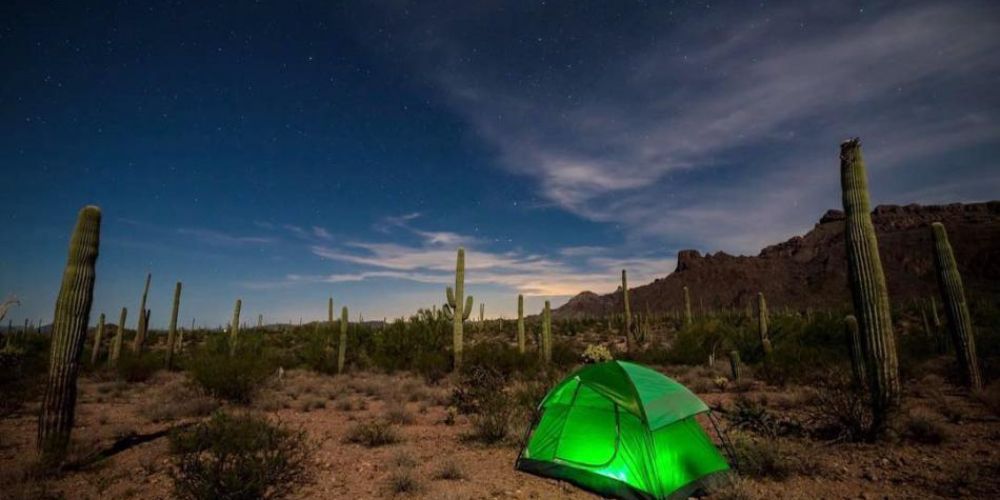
[2,363,1000,499]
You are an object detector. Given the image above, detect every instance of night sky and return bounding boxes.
[2,1,998,328]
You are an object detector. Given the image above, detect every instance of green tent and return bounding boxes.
[516,361,730,499]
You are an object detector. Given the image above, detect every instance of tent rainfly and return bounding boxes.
[516,360,730,499]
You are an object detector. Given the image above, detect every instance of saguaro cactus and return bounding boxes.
[622,270,632,351]
[757,292,772,355]
[517,294,525,354]
[479,302,484,322]
[445,248,473,369]
[729,350,742,380]
[90,313,105,365]
[338,306,348,374]
[38,206,101,463]
[932,222,982,390]
[165,282,182,369]
[229,299,242,356]
[542,300,552,363]
[258,314,263,328]
[683,286,692,326]
[844,315,866,389]
[109,307,126,367]
[840,138,900,429]
[131,273,151,353]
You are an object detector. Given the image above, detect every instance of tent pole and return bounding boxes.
[708,411,740,473]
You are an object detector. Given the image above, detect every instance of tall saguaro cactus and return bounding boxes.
[840,138,900,430]
[165,282,182,369]
[542,300,552,363]
[517,294,525,354]
[683,286,692,326]
[110,307,126,367]
[229,299,242,356]
[38,206,101,463]
[932,222,982,390]
[622,270,632,351]
[757,292,772,355]
[90,313,105,365]
[446,248,473,369]
[479,302,484,322]
[338,306,348,374]
[132,273,151,353]
[729,350,742,380]
[844,315,866,389]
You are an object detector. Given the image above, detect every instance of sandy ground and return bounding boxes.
[2,365,1000,499]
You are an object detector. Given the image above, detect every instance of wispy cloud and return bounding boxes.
[371,1,1000,254]
[176,228,275,247]
[247,218,670,296]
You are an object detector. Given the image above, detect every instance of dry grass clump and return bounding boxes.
[973,381,1000,417]
[433,459,466,481]
[385,470,422,495]
[730,433,793,481]
[901,408,950,445]
[140,379,219,423]
[344,420,401,447]
[297,396,327,412]
[384,401,416,425]
[712,477,761,500]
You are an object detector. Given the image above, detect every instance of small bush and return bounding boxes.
[731,433,792,481]
[581,344,613,364]
[433,459,466,481]
[452,366,513,443]
[800,372,874,442]
[116,351,162,383]
[187,351,272,404]
[727,396,780,437]
[386,470,421,495]
[384,402,415,425]
[902,409,950,445]
[345,420,400,447]
[169,412,311,500]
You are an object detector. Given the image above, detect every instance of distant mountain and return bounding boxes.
[553,201,1000,319]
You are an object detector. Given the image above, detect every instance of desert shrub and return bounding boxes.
[141,382,219,423]
[169,411,311,500]
[452,365,514,443]
[581,344,613,364]
[462,340,539,379]
[297,327,336,375]
[712,477,759,500]
[727,396,780,437]
[799,372,874,442]
[551,340,582,367]
[384,401,415,425]
[0,338,48,417]
[186,350,272,404]
[386,470,421,495]
[973,382,1000,417]
[433,460,465,480]
[344,420,400,447]
[116,351,163,382]
[902,409,950,445]
[730,433,792,481]
[412,350,450,384]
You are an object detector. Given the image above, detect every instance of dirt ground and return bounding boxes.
[2,365,999,499]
